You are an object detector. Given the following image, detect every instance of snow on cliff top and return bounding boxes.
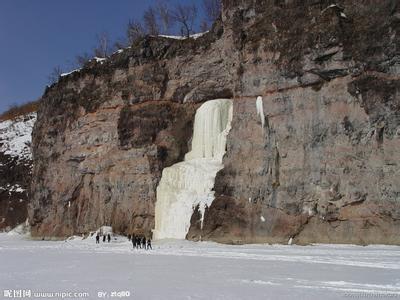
[0,112,36,161]
[61,68,81,77]
[158,31,208,40]
[60,57,105,78]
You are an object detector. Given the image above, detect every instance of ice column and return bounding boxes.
[153,99,233,240]
[256,96,265,128]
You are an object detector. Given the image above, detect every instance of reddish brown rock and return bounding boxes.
[30,0,400,244]
[29,22,230,238]
[190,0,400,245]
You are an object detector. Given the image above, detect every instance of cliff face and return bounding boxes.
[31,0,400,244]
[189,0,400,244]
[0,113,36,231]
[29,23,231,237]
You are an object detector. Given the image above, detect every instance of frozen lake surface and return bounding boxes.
[1,233,400,299]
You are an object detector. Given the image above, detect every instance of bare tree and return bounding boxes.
[170,4,198,38]
[203,0,221,23]
[126,19,145,43]
[113,38,128,51]
[155,1,173,34]
[200,20,209,32]
[75,52,91,67]
[94,32,111,58]
[48,66,63,85]
[143,6,159,35]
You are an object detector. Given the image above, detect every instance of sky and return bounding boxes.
[0,0,200,114]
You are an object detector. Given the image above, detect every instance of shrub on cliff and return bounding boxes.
[0,100,39,121]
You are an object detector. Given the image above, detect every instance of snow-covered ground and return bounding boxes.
[1,233,400,300]
[0,113,36,162]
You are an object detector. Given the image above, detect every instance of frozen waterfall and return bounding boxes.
[153,99,233,240]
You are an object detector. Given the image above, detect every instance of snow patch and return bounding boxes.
[322,4,340,13]
[154,99,233,240]
[158,31,208,40]
[60,57,105,79]
[8,184,25,193]
[7,219,30,236]
[322,4,346,16]
[61,69,81,77]
[327,4,339,9]
[65,235,85,241]
[242,279,281,286]
[189,32,209,39]
[93,57,107,63]
[0,113,36,161]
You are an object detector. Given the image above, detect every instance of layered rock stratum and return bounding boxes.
[30,0,399,244]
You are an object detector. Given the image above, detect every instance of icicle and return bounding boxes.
[256,96,265,128]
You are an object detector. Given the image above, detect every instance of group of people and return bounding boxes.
[128,234,152,250]
[94,232,152,250]
[96,233,111,244]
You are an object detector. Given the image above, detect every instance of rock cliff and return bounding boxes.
[30,0,400,244]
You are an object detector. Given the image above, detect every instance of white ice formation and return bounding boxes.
[256,96,265,128]
[153,99,233,240]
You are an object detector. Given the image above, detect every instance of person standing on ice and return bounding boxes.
[132,234,137,249]
[142,237,146,249]
[103,234,106,243]
[107,233,111,243]
[96,233,100,244]
[146,238,152,250]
